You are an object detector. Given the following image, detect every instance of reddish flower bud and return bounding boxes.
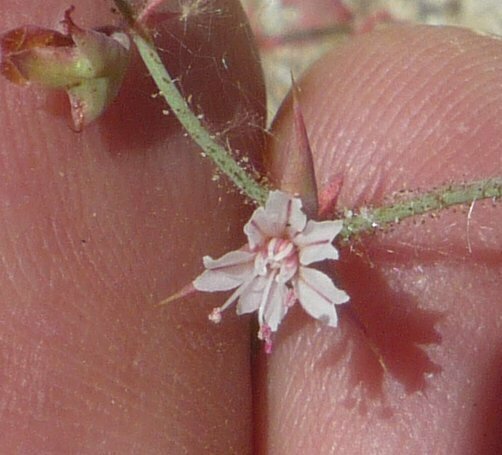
[1,7,130,130]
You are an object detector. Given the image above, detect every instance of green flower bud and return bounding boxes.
[1,7,130,130]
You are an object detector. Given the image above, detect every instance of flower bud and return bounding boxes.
[0,7,130,130]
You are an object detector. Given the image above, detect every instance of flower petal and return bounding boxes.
[295,219,343,265]
[262,191,307,235]
[236,276,267,315]
[245,194,290,247]
[244,191,306,249]
[193,250,255,292]
[262,281,288,332]
[202,249,254,270]
[285,195,308,236]
[243,206,269,250]
[295,267,349,327]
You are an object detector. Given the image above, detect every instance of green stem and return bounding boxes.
[113,0,269,205]
[339,177,501,241]
[113,1,500,242]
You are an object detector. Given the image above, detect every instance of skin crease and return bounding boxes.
[1,2,501,455]
[261,25,502,454]
[0,0,265,452]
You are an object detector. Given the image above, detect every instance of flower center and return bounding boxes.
[255,237,298,282]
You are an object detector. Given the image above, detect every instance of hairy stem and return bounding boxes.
[113,0,269,205]
[339,177,501,241]
[113,1,500,241]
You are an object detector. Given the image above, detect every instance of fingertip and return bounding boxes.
[0,1,264,452]
[268,24,502,205]
[261,24,502,454]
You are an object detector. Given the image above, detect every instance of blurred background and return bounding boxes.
[241,0,502,118]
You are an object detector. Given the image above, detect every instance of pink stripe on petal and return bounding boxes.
[286,196,307,234]
[203,249,254,269]
[244,212,269,249]
[264,191,302,235]
[296,220,343,245]
[193,269,243,292]
[299,243,339,266]
[295,220,343,265]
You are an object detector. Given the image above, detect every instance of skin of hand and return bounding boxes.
[263,24,502,454]
[0,0,265,452]
[1,1,501,455]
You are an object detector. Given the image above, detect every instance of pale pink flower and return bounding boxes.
[194,190,349,353]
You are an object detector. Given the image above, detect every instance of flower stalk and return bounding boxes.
[110,1,501,352]
[338,177,502,241]
[113,0,269,205]
[113,1,501,238]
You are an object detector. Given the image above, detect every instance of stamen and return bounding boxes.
[267,238,278,257]
[272,240,295,262]
[258,324,273,354]
[217,277,256,314]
